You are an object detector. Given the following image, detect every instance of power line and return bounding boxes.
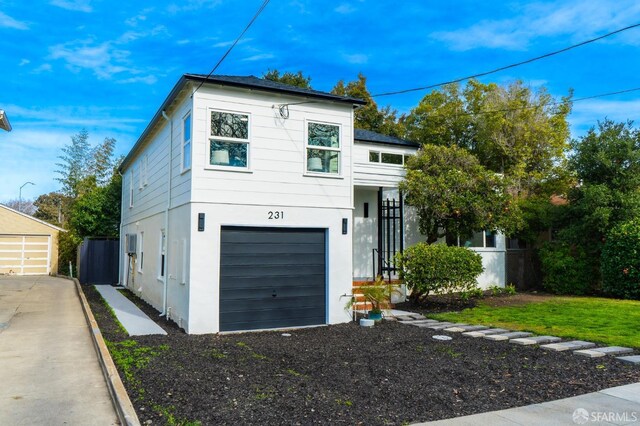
[423,86,640,118]
[372,23,640,98]
[193,0,271,94]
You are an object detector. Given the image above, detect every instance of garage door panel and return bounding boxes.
[220,274,325,290]
[0,235,50,275]
[220,264,326,278]
[220,252,324,267]
[221,243,324,255]
[220,227,326,332]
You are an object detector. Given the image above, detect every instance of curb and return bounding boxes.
[70,278,141,426]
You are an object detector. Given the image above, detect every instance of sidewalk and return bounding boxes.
[94,285,166,336]
[0,276,119,425]
[416,383,640,425]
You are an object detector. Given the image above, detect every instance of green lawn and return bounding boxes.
[429,296,640,348]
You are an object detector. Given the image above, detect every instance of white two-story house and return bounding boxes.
[119,74,505,334]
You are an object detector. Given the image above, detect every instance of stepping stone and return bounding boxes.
[510,336,562,346]
[541,340,596,352]
[462,328,510,338]
[616,355,640,365]
[443,325,488,333]
[428,322,467,330]
[407,319,439,325]
[484,331,533,341]
[574,346,634,358]
[395,315,417,322]
[408,314,426,320]
[412,322,443,328]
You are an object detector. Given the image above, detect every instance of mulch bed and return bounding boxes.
[84,285,640,426]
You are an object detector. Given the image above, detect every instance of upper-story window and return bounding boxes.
[369,150,411,166]
[447,230,497,248]
[208,110,249,169]
[183,113,192,171]
[129,170,134,208]
[307,122,340,174]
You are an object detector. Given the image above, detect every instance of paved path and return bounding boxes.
[95,285,166,336]
[0,276,119,425]
[417,383,640,425]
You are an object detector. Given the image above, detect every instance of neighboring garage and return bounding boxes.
[0,205,64,275]
[219,227,327,332]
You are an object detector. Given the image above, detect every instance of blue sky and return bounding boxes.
[2,0,640,201]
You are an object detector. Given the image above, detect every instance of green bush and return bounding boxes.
[396,243,484,303]
[539,242,591,295]
[601,219,640,300]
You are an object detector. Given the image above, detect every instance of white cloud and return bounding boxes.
[19,59,30,66]
[431,0,640,51]
[0,11,28,30]
[166,0,222,14]
[569,98,640,136]
[213,38,252,48]
[49,39,134,79]
[335,3,355,14]
[117,75,158,85]
[343,53,369,64]
[241,53,275,62]
[32,63,53,74]
[50,0,93,12]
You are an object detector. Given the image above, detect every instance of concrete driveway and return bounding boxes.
[0,275,118,425]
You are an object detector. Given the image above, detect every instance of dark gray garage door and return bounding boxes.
[219,226,326,332]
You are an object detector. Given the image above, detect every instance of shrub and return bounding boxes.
[539,242,591,295]
[601,219,640,300]
[396,243,484,303]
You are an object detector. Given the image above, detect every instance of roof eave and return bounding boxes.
[0,110,12,132]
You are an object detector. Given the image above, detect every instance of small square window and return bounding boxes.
[369,151,380,162]
[183,113,192,170]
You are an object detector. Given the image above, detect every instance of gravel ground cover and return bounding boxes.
[85,285,640,426]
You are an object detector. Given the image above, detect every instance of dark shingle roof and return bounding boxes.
[185,74,367,105]
[354,128,420,148]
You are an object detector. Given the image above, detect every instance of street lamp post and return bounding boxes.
[19,182,35,213]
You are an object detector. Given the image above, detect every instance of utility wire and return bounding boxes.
[193,0,271,94]
[372,23,640,98]
[423,86,640,118]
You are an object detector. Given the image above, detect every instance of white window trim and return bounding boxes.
[454,230,497,249]
[205,108,251,171]
[129,170,134,208]
[158,229,166,281]
[304,120,342,177]
[182,111,192,173]
[137,231,144,273]
[368,150,408,167]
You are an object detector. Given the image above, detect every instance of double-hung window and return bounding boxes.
[182,113,192,171]
[306,122,340,174]
[209,110,249,169]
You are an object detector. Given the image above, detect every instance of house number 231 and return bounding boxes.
[268,211,284,220]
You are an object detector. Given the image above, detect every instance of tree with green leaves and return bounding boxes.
[55,129,91,198]
[332,73,404,137]
[544,119,640,294]
[403,80,572,198]
[33,192,71,227]
[262,69,312,89]
[400,144,520,244]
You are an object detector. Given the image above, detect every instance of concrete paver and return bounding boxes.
[510,335,562,345]
[540,340,596,352]
[462,328,510,337]
[617,355,640,365]
[95,285,166,336]
[0,276,118,425]
[484,331,533,341]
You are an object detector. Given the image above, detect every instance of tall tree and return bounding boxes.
[262,69,312,89]
[400,144,520,244]
[332,73,403,137]
[55,129,91,198]
[404,80,572,197]
[88,137,117,187]
[33,192,71,227]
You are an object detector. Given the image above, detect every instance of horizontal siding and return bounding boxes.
[191,86,354,210]
[353,142,418,187]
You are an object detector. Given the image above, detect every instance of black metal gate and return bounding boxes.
[78,237,120,285]
[375,188,404,278]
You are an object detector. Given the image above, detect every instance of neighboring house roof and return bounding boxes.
[0,110,12,132]
[0,204,66,232]
[354,128,420,148]
[120,74,367,172]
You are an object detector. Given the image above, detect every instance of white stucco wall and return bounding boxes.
[187,203,353,334]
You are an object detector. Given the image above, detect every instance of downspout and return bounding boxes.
[160,110,173,317]
[117,169,124,287]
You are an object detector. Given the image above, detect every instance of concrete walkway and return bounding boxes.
[94,285,166,336]
[418,383,640,425]
[0,275,118,425]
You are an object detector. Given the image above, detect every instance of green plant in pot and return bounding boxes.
[347,276,400,321]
